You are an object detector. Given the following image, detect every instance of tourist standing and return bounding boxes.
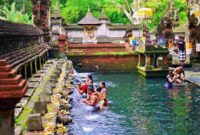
[176,35,186,63]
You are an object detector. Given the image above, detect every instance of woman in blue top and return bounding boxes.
[165,70,175,90]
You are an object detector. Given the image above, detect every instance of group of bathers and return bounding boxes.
[76,74,108,111]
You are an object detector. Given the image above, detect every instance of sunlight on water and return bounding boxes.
[85,114,100,121]
[82,127,94,132]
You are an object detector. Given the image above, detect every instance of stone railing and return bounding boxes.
[0,20,43,56]
[0,20,48,135]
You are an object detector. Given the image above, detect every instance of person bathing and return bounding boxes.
[77,75,93,95]
[165,70,176,90]
[82,85,99,111]
[95,81,108,110]
[172,64,185,84]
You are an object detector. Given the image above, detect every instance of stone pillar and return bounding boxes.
[0,59,27,135]
[137,54,142,67]
[0,109,14,135]
[153,55,157,67]
[39,58,42,68]
[29,62,33,76]
[145,54,151,69]
[58,34,66,58]
[34,59,38,72]
[24,65,28,79]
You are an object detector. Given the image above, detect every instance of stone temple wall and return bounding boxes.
[68,54,138,73]
[0,20,43,56]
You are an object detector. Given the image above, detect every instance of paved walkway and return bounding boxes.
[185,66,200,86]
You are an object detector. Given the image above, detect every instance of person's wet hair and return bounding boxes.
[101,81,106,87]
[87,85,94,92]
[88,75,93,82]
[97,87,102,92]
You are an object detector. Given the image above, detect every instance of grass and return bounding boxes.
[67,51,137,56]
[93,51,136,56]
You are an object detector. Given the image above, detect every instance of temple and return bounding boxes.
[51,8,140,44]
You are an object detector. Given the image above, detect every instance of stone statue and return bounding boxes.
[156,12,174,41]
[188,13,198,41]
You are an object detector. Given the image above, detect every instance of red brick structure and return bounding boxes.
[68,54,138,72]
[68,43,126,54]
[67,42,137,72]
[58,34,67,52]
[0,59,28,135]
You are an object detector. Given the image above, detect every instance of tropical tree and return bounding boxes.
[0,2,32,24]
[111,0,188,30]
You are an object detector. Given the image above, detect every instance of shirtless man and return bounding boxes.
[82,85,99,109]
[172,64,185,84]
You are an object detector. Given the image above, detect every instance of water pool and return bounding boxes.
[69,72,200,135]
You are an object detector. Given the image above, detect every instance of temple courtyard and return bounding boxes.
[0,0,200,135]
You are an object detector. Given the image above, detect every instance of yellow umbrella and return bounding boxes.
[138,8,153,18]
[193,10,200,17]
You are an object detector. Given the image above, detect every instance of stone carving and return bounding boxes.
[156,12,174,41]
[188,13,198,41]
[31,0,50,43]
[27,113,43,131]
[33,101,48,115]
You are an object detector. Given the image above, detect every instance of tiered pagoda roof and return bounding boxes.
[78,8,101,25]
[51,3,61,19]
[98,10,111,24]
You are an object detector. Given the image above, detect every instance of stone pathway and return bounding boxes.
[185,66,200,86]
[15,60,55,135]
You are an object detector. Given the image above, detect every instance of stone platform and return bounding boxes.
[137,66,168,77]
[185,66,200,87]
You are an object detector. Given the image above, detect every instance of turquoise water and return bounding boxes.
[70,72,200,135]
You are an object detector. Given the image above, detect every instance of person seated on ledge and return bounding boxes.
[95,81,108,110]
[77,75,93,95]
[173,64,185,84]
[82,85,99,109]
[165,70,176,90]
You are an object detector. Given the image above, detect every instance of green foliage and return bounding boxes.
[0,2,32,24]
[51,0,130,24]
[174,0,188,24]
[144,0,188,30]
[145,0,168,30]
[0,0,188,27]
